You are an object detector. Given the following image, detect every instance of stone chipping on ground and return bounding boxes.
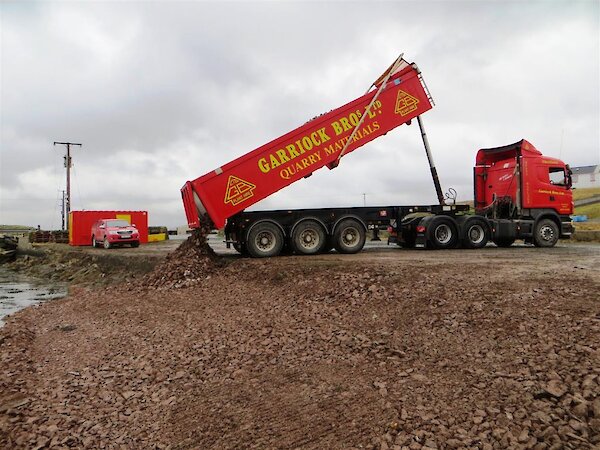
[0,243,599,449]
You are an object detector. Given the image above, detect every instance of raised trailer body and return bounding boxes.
[182,58,433,230]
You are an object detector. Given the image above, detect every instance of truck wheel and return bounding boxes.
[103,237,112,249]
[247,222,284,258]
[292,220,326,255]
[333,219,366,254]
[493,237,515,248]
[534,218,559,248]
[427,216,459,249]
[233,242,249,256]
[462,218,489,249]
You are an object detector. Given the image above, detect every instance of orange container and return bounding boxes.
[68,211,149,246]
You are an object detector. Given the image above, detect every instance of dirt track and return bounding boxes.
[1,242,599,449]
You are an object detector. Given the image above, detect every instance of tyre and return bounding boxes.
[103,237,112,249]
[333,219,366,254]
[233,242,248,256]
[92,236,99,248]
[462,218,490,249]
[427,216,459,249]
[493,237,515,248]
[292,220,326,255]
[533,218,559,248]
[246,221,284,258]
[131,241,140,248]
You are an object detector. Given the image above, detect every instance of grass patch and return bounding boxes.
[573,187,600,201]
[574,222,600,231]
[0,225,34,230]
[574,202,600,220]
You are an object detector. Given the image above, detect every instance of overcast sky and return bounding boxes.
[1,0,599,229]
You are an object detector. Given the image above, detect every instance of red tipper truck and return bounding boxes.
[181,55,574,257]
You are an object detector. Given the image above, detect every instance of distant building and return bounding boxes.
[571,165,599,189]
[177,225,192,235]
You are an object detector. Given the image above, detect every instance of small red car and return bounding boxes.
[91,219,140,249]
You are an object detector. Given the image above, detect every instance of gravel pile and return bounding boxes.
[140,215,221,290]
[0,246,598,449]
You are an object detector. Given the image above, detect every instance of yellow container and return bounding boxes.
[147,233,167,242]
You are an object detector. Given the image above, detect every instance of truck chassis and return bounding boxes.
[224,202,572,258]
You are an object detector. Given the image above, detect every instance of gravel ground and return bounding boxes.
[0,238,599,449]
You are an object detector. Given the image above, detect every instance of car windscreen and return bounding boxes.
[106,220,130,227]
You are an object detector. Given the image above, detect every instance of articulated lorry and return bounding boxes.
[181,56,574,257]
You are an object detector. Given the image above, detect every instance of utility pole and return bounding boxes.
[54,142,82,231]
[61,190,66,231]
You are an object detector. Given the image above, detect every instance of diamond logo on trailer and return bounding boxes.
[394,90,419,116]
[224,175,256,206]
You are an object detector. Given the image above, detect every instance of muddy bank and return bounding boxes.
[1,241,599,449]
[5,243,169,287]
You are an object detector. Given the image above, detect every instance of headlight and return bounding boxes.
[109,230,119,235]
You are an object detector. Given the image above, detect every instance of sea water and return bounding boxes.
[0,268,67,327]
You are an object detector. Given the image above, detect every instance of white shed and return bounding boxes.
[571,165,600,189]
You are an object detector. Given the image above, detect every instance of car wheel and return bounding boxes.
[131,241,139,248]
[92,236,98,248]
[103,237,111,249]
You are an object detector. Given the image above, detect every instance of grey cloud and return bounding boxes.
[1,1,598,228]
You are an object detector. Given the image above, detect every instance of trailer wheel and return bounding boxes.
[462,218,489,249]
[292,220,326,255]
[533,218,559,248]
[428,216,458,249]
[233,242,249,256]
[493,237,515,248]
[333,219,366,254]
[247,222,284,258]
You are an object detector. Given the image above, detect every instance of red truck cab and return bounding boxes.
[91,219,140,249]
[474,139,574,246]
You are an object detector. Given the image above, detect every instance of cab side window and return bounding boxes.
[549,167,566,186]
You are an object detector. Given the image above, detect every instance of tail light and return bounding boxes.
[416,225,426,233]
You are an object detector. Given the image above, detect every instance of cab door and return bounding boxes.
[523,159,572,214]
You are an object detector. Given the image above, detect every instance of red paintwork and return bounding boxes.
[474,140,573,216]
[182,61,433,229]
[69,211,149,246]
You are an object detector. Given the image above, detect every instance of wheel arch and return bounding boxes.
[533,212,561,233]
